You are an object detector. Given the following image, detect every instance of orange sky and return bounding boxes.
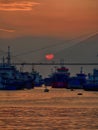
[0,0,97,39]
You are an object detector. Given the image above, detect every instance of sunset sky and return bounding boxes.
[0,0,97,39]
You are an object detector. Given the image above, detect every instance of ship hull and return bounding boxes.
[52,82,68,88]
[0,79,34,90]
[83,83,98,91]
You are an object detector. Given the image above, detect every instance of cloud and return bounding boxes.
[0,28,15,32]
[0,1,40,11]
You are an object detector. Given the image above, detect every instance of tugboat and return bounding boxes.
[68,67,87,89]
[0,46,34,90]
[83,69,98,91]
[30,68,44,87]
[50,66,70,88]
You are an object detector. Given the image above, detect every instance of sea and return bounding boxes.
[0,87,98,130]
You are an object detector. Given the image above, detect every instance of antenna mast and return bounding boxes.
[7,46,11,65]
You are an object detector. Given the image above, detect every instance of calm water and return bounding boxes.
[0,87,98,130]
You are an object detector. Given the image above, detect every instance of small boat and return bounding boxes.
[44,87,49,92]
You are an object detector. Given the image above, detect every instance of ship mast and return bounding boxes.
[60,59,65,67]
[7,46,11,65]
[80,67,83,74]
[2,56,5,65]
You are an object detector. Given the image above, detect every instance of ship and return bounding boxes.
[29,68,44,87]
[50,66,70,88]
[68,67,87,89]
[83,69,98,91]
[0,47,34,90]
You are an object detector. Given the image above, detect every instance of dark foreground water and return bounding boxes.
[0,87,98,130]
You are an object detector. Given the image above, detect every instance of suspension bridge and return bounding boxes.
[0,32,98,67]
